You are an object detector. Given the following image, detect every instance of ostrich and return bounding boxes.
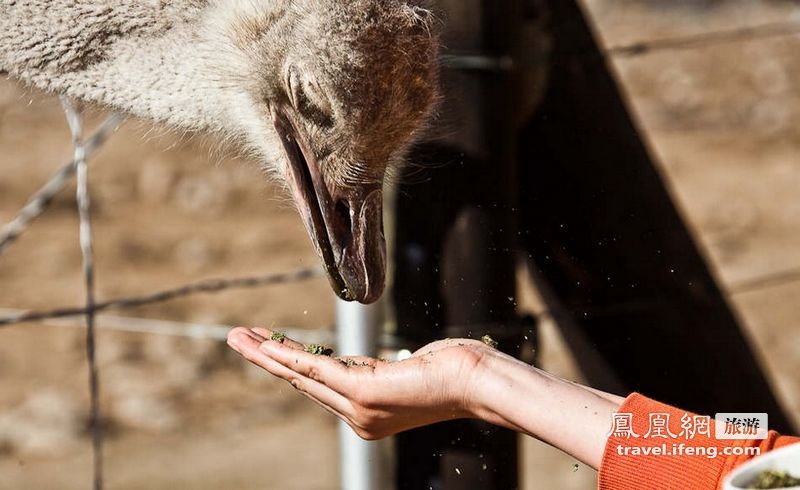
[0,0,439,304]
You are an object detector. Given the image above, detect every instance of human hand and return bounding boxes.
[226,327,493,440]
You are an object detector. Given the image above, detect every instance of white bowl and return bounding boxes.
[723,442,800,489]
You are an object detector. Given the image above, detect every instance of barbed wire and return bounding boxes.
[0,101,327,489]
[0,112,123,256]
[607,20,800,58]
[0,267,325,327]
[728,266,800,296]
[441,20,800,73]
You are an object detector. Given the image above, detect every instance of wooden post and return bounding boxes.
[517,0,793,431]
[391,0,538,488]
[393,2,794,489]
[393,145,527,489]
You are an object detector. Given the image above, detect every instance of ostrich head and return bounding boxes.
[224,0,439,304]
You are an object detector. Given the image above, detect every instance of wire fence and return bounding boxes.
[63,98,104,490]
[0,267,324,327]
[0,104,329,490]
[0,308,336,344]
[606,19,800,58]
[0,112,123,254]
[441,19,800,72]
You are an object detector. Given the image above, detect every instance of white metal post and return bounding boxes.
[336,298,383,490]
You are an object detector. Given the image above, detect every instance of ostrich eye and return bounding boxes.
[288,69,334,129]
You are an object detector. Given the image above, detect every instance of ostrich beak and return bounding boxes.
[272,108,386,304]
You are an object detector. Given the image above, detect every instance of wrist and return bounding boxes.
[464,348,623,468]
[464,348,537,430]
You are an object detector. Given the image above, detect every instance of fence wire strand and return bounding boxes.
[0,113,123,256]
[606,20,800,58]
[0,267,324,327]
[0,97,328,489]
[60,98,104,490]
[0,308,336,344]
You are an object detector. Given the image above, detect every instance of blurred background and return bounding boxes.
[1,0,799,489]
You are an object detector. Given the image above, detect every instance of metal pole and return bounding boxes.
[336,298,383,490]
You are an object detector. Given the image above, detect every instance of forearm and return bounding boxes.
[469,350,624,468]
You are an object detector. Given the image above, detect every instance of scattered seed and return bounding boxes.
[481,334,499,349]
[305,344,334,356]
[340,359,371,367]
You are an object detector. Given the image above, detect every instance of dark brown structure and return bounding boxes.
[516,0,791,432]
[392,0,533,487]
[392,0,792,488]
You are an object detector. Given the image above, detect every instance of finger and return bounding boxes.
[292,377,354,423]
[229,328,301,379]
[228,326,261,350]
[257,354,355,424]
[257,350,354,420]
[259,340,358,394]
[229,328,355,417]
[301,392,348,420]
[251,327,306,351]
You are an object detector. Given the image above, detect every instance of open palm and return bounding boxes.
[227,327,492,440]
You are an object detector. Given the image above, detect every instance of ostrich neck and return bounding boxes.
[0,0,264,134]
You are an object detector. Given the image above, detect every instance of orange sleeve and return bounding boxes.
[598,393,800,490]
